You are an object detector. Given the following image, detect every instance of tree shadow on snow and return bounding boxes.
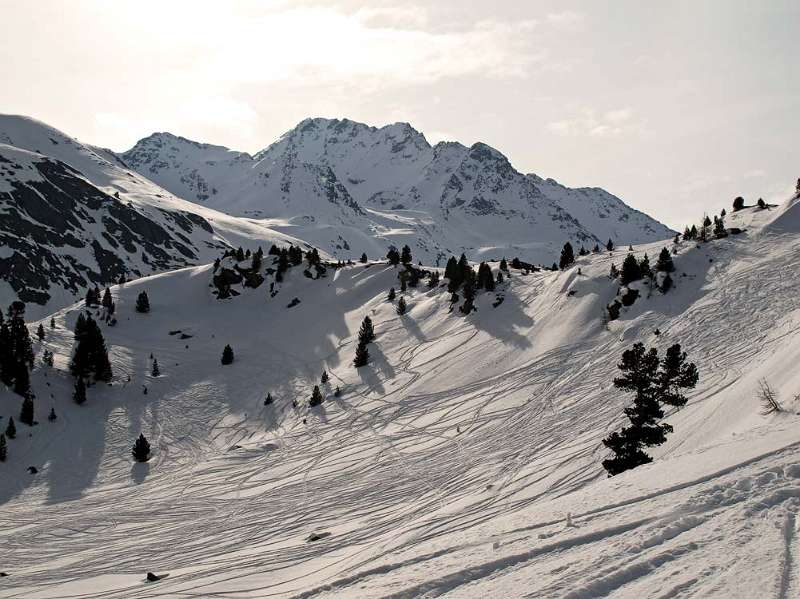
[469,291,534,349]
[131,461,150,485]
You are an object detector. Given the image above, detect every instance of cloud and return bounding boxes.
[548,107,643,138]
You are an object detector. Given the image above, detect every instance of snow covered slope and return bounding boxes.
[121,118,674,264]
[0,115,307,317]
[0,196,798,597]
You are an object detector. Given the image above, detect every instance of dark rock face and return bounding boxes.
[0,151,214,311]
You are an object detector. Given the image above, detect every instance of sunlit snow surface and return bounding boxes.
[1,202,800,597]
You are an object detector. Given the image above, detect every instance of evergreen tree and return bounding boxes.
[655,247,675,273]
[386,248,400,266]
[358,316,375,344]
[235,247,245,262]
[102,288,113,309]
[639,254,652,280]
[578,246,588,256]
[511,257,522,269]
[251,251,262,271]
[42,350,54,367]
[661,273,674,293]
[151,358,160,377]
[559,242,575,269]
[0,433,6,462]
[73,378,86,405]
[609,263,619,279]
[309,385,323,407]
[5,417,16,439]
[606,239,615,252]
[400,277,407,292]
[353,341,369,367]
[620,254,642,286]
[321,371,329,384]
[70,315,112,381]
[135,291,150,313]
[74,312,87,339]
[732,196,744,211]
[758,198,766,208]
[20,396,34,426]
[602,343,698,476]
[264,393,273,405]
[444,256,458,281]
[50,317,56,329]
[499,258,508,271]
[387,287,396,301]
[334,386,341,397]
[221,344,234,365]
[132,433,151,462]
[396,297,407,315]
[460,269,476,314]
[400,245,412,265]
[36,323,45,341]
[48,407,57,421]
[13,363,31,399]
[657,344,699,407]
[714,215,727,238]
[360,252,368,263]
[683,226,692,239]
[496,271,504,284]
[305,248,321,267]
[593,244,601,253]
[428,271,440,288]
[689,224,698,239]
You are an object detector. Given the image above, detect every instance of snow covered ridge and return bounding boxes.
[0,115,309,317]
[120,116,674,264]
[1,198,800,597]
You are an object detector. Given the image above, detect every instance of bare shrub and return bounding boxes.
[757,379,782,415]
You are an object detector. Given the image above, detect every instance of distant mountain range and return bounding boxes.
[0,114,672,315]
[121,118,673,266]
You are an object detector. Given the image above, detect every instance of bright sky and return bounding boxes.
[2,0,797,228]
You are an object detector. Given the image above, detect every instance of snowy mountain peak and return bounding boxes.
[121,117,673,264]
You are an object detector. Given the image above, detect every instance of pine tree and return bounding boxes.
[135,291,150,313]
[499,258,508,271]
[353,341,369,367]
[221,344,234,365]
[309,385,323,407]
[264,393,273,405]
[387,287,396,301]
[620,254,641,286]
[235,247,245,262]
[400,245,412,265]
[609,263,619,279]
[321,371,329,384]
[655,247,675,273]
[559,242,575,269]
[360,252,368,264]
[132,433,151,462]
[50,317,56,329]
[102,288,113,309]
[639,254,652,280]
[151,358,160,377]
[460,269,476,314]
[444,256,458,281]
[732,196,744,211]
[396,297,407,315]
[251,251,262,271]
[12,361,31,398]
[358,316,375,344]
[714,215,727,238]
[73,378,87,405]
[661,273,673,293]
[689,224,698,239]
[20,396,34,426]
[5,417,16,439]
[334,386,341,397]
[606,239,615,252]
[758,198,766,209]
[386,248,400,266]
[657,344,699,407]
[36,323,45,341]
[602,343,698,476]
[70,315,112,381]
[48,407,57,422]
[428,271,440,288]
[0,434,6,462]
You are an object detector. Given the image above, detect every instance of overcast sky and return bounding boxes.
[2,0,797,228]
